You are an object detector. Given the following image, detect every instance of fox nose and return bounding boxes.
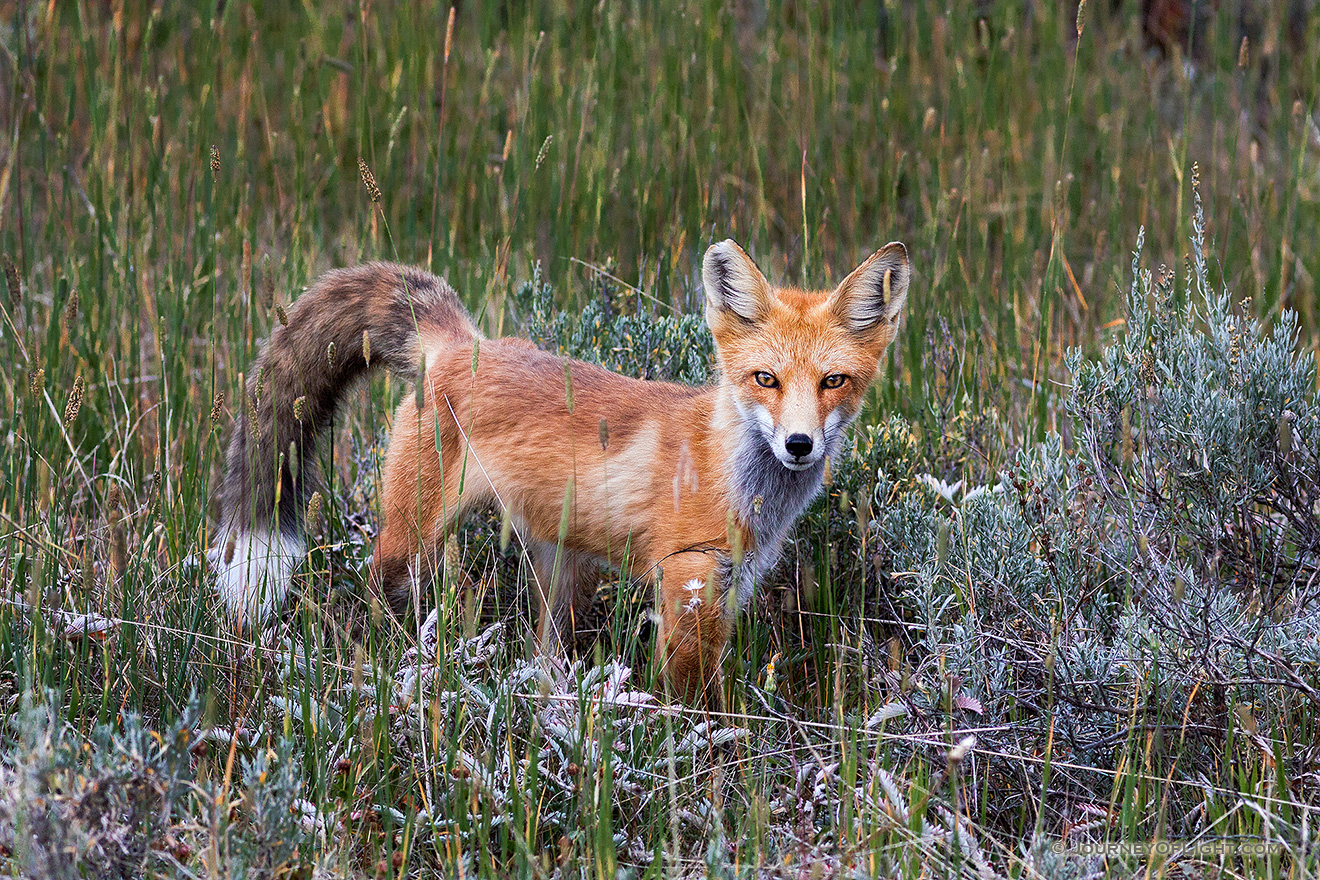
[785,433,814,458]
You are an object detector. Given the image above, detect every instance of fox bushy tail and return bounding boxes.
[213,262,478,624]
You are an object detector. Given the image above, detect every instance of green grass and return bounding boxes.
[2,1,1319,877]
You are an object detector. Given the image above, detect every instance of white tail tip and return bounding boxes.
[210,529,303,626]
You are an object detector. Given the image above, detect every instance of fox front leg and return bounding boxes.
[655,553,736,712]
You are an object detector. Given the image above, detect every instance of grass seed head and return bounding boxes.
[209,392,224,425]
[727,510,744,567]
[352,643,365,692]
[107,484,127,586]
[63,290,80,340]
[326,341,336,370]
[2,254,18,305]
[106,483,124,514]
[362,329,371,366]
[500,505,513,552]
[64,375,85,423]
[81,535,95,593]
[306,490,323,526]
[358,158,382,202]
[443,5,455,60]
[210,144,220,177]
[29,367,44,396]
[274,453,284,505]
[275,304,289,326]
[443,534,461,590]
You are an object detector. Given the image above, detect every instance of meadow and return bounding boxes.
[2,1,1319,876]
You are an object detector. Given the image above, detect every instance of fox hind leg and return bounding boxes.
[531,541,603,657]
[370,396,488,615]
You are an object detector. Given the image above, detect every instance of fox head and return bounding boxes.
[703,239,910,472]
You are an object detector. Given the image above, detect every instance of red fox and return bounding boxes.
[213,240,909,709]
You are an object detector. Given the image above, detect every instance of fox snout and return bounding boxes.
[768,417,830,471]
[778,431,819,471]
[784,433,813,458]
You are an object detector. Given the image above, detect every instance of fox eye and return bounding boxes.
[821,374,848,390]
[753,371,779,388]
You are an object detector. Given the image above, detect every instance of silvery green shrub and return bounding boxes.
[0,693,323,879]
[1068,203,1319,617]
[0,696,197,878]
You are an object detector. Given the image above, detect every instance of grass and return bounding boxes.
[1,0,1319,876]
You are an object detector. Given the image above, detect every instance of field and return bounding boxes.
[2,1,1320,876]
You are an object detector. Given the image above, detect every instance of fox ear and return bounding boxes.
[829,242,910,332]
[703,239,772,323]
